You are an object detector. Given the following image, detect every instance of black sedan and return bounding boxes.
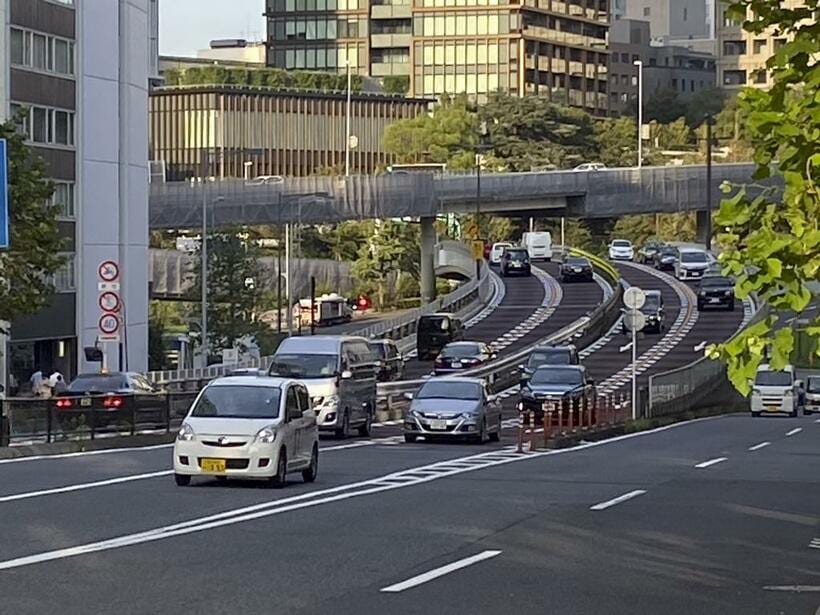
[696,275,736,311]
[653,246,679,271]
[500,247,532,277]
[559,256,594,282]
[637,239,665,264]
[519,365,595,416]
[434,342,496,375]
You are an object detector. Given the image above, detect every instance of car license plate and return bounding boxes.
[80,397,92,407]
[451,361,462,368]
[573,267,582,272]
[765,405,779,413]
[201,458,226,472]
[709,298,722,304]
[429,420,448,430]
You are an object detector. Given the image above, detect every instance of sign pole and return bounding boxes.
[631,313,637,421]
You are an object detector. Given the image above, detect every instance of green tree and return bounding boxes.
[594,117,638,168]
[351,220,418,309]
[329,221,373,261]
[191,227,265,356]
[0,118,65,330]
[707,0,820,394]
[382,75,410,96]
[480,93,597,170]
[684,87,727,128]
[645,88,688,125]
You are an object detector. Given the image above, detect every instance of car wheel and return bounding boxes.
[697,302,703,311]
[334,410,350,439]
[751,411,761,418]
[357,410,372,437]
[404,434,417,443]
[302,444,318,483]
[174,473,191,487]
[789,406,798,418]
[270,449,287,488]
[489,418,501,442]
[804,408,813,416]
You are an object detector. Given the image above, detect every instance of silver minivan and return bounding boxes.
[268,336,378,438]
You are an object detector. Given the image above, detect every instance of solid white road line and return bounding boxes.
[380,551,502,593]
[809,538,820,550]
[762,585,820,592]
[786,428,803,437]
[0,471,173,504]
[748,442,771,451]
[0,416,724,572]
[589,490,647,511]
[694,457,728,469]
[0,443,173,465]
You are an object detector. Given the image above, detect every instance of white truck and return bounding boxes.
[750,364,804,417]
[522,231,553,261]
[295,293,353,328]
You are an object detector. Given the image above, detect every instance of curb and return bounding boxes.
[0,433,176,460]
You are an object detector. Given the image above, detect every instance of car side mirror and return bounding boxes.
[0,384,5,394]
[795,380,803,388]
[340,370,353,380]
[518,364,525,371]
[403,392,414,401]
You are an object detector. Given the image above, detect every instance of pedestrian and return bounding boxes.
[52,373,68,395]
[29,370,44,397]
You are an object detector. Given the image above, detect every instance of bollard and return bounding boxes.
[516,406,525,453]
[542,403,550,447]
[529,410,536,452]
[568,398,575,432]
[586,394,593,428]
[557,400,564,434]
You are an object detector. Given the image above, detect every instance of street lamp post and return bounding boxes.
[475,121,489,280]
[705,114,714,252]
[345,60,352,178]
[633,59,643,168]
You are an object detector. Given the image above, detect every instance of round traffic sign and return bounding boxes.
[98,260,119,282]
[98,313,120,335]
[98,291,121,313]
[623,311,647,332]
[623,287,646,310]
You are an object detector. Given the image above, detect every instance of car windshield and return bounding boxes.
[493,243,511,251]
[754,370,792,386]
[370,343,388,358]
[641,295,661,312]
[612,240,631,248]
[269,354,337,378]
[659,248,677,256]
[807,378,820,393]
[566,258,589,266]
[442,343,481,358]
[700,276,733,288]
[68,374,129,393]
[530,368,583,386]
[681,252,708,263]
[506,249,528,259]
[528,350,571,367]
[191,386,281,419]
[418,316,451,333]
[416,381,481,400]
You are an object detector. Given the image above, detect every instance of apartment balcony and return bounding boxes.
[370,33,412,48]
[370,61,410,76]
[371,4,411,19]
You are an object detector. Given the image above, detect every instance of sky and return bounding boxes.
[159,0,266,57]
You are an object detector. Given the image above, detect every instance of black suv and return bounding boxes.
[653,246,678,271]
[519,365,595,416]
[500,247,532,277]
[696,276,736,311]
[559,256,594,282]
[519,345,580,383]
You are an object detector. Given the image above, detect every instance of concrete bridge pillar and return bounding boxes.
[696,210,711,246]
[420,216,437,304]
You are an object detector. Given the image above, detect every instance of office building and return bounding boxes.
[197,39,267,65]
[1,0,155,387]
[716,0,801,90]
[609,19,716,114]
[266,0,611,116]
[623,0,709,45]
[149,85,431,178]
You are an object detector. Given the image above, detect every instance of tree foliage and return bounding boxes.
[351,220,419,309]
[706,0,820,394]
[382,75,410,95]
[611,213,696,247]
[191,227,266,357]
[0,118,65,329]
[594,117,638,168]
[165,66,363,93]
[644,88,689,125]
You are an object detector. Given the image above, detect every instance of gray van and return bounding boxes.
[268,336,378,438]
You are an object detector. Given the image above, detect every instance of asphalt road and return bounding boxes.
[0,413,817,614]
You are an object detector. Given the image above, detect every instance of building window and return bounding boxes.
[753,69,767,84]
[50,182,75,218]
[773,38,786,51]
[683,7,687,21]
[9,103,75,147]
[753,39,767,55]
[723,70,747,86]
[643,7,650,17]
[723,40,746,56]
[52,255,76,293]
[8,27,75,76]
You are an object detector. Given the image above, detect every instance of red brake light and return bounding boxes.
[56,398,72,409]
[103,396,124,408]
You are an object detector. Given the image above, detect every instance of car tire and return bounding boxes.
[751,411,761,418]
[697,302,703,311]
[489,419,501,442]
[334,410,350,439]
[789,406,798,418]
[357,410,372,437]
[804,408,813,416]
[270,449,287,488]
[174,473,191,487]
[302,444,318,483]
[404,434,417,443]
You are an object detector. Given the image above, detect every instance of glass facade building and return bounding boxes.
[266,0,611,116]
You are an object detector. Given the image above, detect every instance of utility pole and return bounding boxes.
[705,115,713,252]
[634,59,643,168]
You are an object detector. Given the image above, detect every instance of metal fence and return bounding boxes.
[0,392,199,447]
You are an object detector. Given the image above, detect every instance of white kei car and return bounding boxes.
[173,375,319,487]
[608,239,634,261]
[490,242,513,265]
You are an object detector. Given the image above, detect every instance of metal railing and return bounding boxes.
[147,266,493,390]
[647,297,765,418]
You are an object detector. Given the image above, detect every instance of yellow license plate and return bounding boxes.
[201,458,226,473]
[766,406,779,412]
[80,397,92,407]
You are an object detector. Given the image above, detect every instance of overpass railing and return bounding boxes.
[646,297,764,418]
[147,265,493,389]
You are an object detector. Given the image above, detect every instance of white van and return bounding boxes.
[750,364,803,417]
[522,232,552,261]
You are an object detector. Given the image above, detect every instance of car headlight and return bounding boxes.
[724,290,732,296]
[255,427,277,444]
[752,388,761,395]
[177,423,195,442]
[317,394,340,410]
[784,389,794,397]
